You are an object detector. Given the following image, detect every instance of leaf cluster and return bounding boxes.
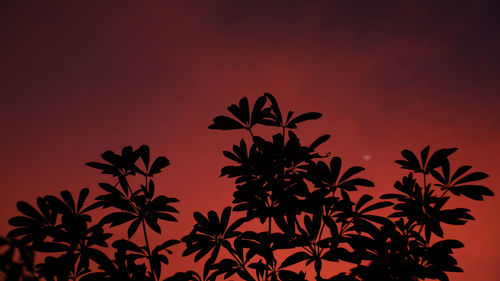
[2,94,493,281]
[7,145,180,281]
[175,94,493,281]
[352,146,493,281]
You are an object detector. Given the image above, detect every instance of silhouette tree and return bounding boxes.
[171,93,493,281]
[2,93,493,281]
[6,145,179,281]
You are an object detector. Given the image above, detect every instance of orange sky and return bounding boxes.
[1,1,499,280]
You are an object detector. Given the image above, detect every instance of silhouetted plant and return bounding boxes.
[2,94,493,281]
[346,146,494,281]
[173,93,493,281]
[0,236,37,281]
[6,145,179,281]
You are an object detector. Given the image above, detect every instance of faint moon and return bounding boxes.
[363,155,372,160]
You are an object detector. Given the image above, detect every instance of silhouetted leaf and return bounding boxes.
[137,145,151,170]
[85,162,117,175]
[330,157,342,183]
[427,148,457,172]
[36,242,69,252]
[432,239,464,250]
[453,172,488,185]
[146,216,162,234]
[340,166,365,183]
[98,182,118,194]
[338,178,374,190]
[279,252,310,268]
[450,165,472,183]
[355,195,373,212]
[223,150,240,162]
[77,188,90,213]
[421,146,430,170]
[287,112,322,128]
[360,201,393,214]
[220,207,231,233]
[238,97,250,124]
[264,92,282,126]
[310,134,330,150]
[396,149,422,172]
[16,201,45,222]
[440,208,474,225]
[226,216,250,235]
[8,216,36,228]
[157,212,177,222]
[128,218,142,238]
[60,190,75,212]
[149,156,170,176]
[156,239,180,252]
[209,116,245,130]
[450,185,494,200]
[100,212,136,227]
[251,95,268,126]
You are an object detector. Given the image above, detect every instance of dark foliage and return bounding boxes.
[6,145,179,281]
[177,94,493,281]
[0,237,37,281]
[2,93,493,281]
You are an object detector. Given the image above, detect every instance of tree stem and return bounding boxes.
[265,216,272,281]
[142,220,156,281]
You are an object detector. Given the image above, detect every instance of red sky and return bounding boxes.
[1,1,499,280]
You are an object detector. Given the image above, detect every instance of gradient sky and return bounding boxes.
[1,1,499,280]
